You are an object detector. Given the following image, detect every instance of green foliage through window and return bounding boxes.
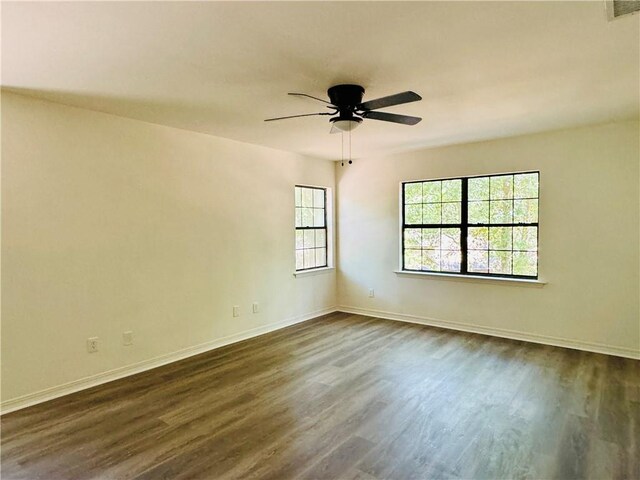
[295,186,327,270]
[402,172,539,278]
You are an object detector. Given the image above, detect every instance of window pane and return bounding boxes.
[404,249,421,270]
[303,249,315,269]
[422,203,441,224]
[490,175,513,200]
[514,173,538,199]
[468,250,489,273]
[296,230,304,249]
[469,177,489,201]
[295,208,302,228]
[303,229,315,249]
[405,183,422,204]
[301,188,313,207]
[441,250,461,272]
[442,202,461,223]
[302,208,314,227]
[468,227,489,250]
[316,248,327,267]
[513,251,537,276]
[489,200,513,223]
[442,179,462,202]
[441,228,461,250]
[513,199,538,223]
[315,229,326,248]
[423,181,441,203]
[405,204,422,224]
[489,227,512,250]
[296,250,304,270]
[313,208,325,227]
[295,187,302,207]
[422,228,440,248]
[513,227,537,251]
[313,189,325,208]
[404,228,421,248]
[489,250,512,274]
[422,249,440,271]
[469,201,489,224]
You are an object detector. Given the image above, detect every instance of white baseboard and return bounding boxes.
[339,306,640,360]
[0,307,338,415]
[4,305,635,415]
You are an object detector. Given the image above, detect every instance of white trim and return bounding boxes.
[294,266,335,277]
[394,270,546,286]
[338,306,639,360]
[6,304,635,414]
[0,307,338,415]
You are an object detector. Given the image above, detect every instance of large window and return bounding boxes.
[295,186,327,271]
[402,171,539,278]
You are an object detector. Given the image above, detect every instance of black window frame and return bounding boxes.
[295,185,328,271]
[401,171,539,279]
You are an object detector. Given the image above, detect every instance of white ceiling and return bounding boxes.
[2,1,639,160]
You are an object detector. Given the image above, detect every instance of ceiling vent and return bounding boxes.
[607,0,640,19]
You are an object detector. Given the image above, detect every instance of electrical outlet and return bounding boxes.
[233,305,240,317]
[252,302,259,313]
[369,288,375,298]
[87,337,99,353]
[123,331,133,346]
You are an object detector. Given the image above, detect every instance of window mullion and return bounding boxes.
[461,178,468,274]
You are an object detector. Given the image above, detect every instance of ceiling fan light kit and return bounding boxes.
[330,117,362,132]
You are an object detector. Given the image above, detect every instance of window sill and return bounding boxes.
[294,267,335,278]
[394,270,546,286]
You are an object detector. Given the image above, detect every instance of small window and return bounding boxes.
[295,186,328,271]
[402,172,539,279]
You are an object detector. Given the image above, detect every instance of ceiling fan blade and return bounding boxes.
[358,91,422,111]
[330,123,340,134]
[362,111,422,125]
[264,112,332,122]
[288,93,334,105]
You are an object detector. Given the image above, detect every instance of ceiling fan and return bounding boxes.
[264,84,422,133]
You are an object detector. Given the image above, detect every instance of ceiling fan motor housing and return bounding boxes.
[327,84,365,112]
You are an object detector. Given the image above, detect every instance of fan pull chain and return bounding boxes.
[340,128,354,167]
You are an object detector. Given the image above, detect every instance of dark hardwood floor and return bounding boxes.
[2,312,638,479]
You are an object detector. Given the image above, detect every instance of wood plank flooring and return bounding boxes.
[2,312,639,479]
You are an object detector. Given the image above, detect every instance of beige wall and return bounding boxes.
[2,91,638,411]
[1,92,336,406]
[336,121,640,357]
